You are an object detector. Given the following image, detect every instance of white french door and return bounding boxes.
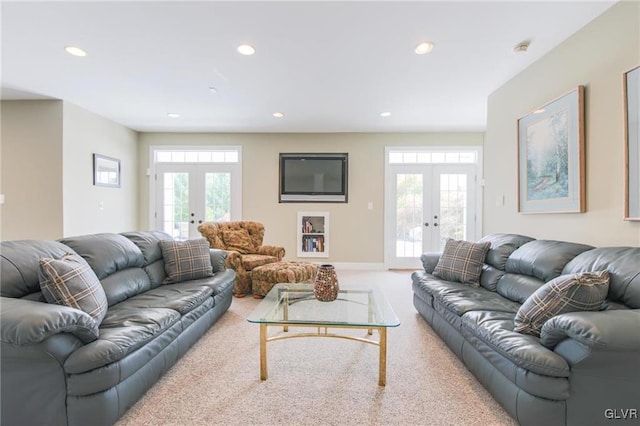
[154,164,240,240]
[384,148,481,269]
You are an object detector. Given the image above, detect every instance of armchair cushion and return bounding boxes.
[514,270,610,337]
[222,229,254,254]
[159,239,214,284]
[241,254,280,271]
[38,253,108,326]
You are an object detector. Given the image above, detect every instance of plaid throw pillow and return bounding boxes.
[39,252,108,327]
[159,239,214,284]
[514,270,610,337]
[433,239,491,287]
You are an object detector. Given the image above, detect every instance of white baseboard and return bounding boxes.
[323,262,386,270]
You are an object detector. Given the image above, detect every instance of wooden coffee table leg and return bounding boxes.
[378,327,387,386]
[260,324,267,380]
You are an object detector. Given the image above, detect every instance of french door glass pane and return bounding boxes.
[439,174,467,247]
[162,172,189,240]
[396,173,423,257]
[205,172,231,222]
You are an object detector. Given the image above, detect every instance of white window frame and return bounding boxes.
[384,145,484,269]
[148,145,243,230]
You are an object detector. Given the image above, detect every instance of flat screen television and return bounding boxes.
[279,153,348,203]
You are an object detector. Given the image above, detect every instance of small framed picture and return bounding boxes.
[93,154,121,188]
[517,86,585,213]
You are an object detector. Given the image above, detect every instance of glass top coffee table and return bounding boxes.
[247,283,400,386]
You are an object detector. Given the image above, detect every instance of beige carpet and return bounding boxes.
[117,270,517,426]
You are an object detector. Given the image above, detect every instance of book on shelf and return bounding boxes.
[301,217,324,234]
[302,235,324,252]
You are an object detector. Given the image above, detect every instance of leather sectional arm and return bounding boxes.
[208,248,228,273]
[0,297,99,345]
[420,252,441,274]
[540,309,640,351]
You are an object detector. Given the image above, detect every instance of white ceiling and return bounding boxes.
[1,1,616,133]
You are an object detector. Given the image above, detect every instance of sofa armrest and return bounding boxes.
[540,310,640,351]
[209,248,228,273]
[257,245,285,259]
[420,252,441,274]
[222,250,243,271]
[0,297,98,345]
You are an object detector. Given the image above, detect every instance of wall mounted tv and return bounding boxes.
[279,153,348,203]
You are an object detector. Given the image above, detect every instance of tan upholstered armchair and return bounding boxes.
[198,221,285,297]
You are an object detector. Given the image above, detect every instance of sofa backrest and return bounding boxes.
[497,240,594,304]
[563,247,640,309]
[0,240,73,301]
[59,233,147,307]
[477,233,535,291]
[121,231,174,288]
[198,221,265,250]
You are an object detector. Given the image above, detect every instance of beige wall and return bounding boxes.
[62,103,139,236]
[1,100,64,240]
[138,132,483,264]
[484,1,640,246]
[0,100,138,240]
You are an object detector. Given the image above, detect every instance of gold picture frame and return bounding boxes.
[624,65,640,221]
[517,86,585,214]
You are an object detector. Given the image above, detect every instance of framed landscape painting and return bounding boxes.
[624,65,640,221]
[517,86,585,213]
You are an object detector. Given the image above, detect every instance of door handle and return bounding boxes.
[198,220,203,224]
[424,222,429,227]
[190,220,195,224]
[433,223,438,227]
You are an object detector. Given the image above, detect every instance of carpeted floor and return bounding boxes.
[117,270,517,426]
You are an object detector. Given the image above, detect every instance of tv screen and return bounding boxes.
[279,153,348,203]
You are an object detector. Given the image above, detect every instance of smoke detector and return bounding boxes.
[513,40,530,53]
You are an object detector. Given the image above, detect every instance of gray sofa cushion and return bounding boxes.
[478,233,535,270]
[109,283,213,315]
[505,240,594,283]
[1,240,75,298]
[563,247,640,309]
[121,231,173,265]
[420,277,521,316]
[59,234,145,279]
[64,307,180,374]
[496,273,546,304]
[462,310,570,378]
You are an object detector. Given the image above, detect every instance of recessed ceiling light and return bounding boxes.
[380,111,391,117]
[167,113,180,118]
[273,112,284,118]
[65,46,87,57]
[414,41,434,55]
[237,44,256,56]
[208,87,217,94]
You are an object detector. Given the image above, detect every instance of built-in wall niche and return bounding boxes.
[279,153,348,203]
[297,211,329,257]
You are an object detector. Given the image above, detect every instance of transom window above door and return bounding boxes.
[155,149,239,164]
[388,150,477,165]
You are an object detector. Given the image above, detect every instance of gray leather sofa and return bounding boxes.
[0,231,236,426]
[412,233,640,426]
